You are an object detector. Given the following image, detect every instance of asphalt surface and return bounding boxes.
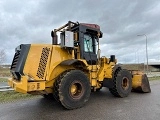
[0,81,160,120]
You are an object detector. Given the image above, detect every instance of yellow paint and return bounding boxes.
[8,44,124,94]
[98,57,115,81]
[23,44,53,81]
[132,74,142,89]
[8,76,28,93]
[131,70,146,89]
[70,84,77,95]
[8,76,45,93]
[27,82,45,92]
[8,44,76,94]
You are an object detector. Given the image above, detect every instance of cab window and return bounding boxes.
[84,34,93,52]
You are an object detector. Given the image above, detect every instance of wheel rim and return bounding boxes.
[69,81,84,99]
[121,77,129,90]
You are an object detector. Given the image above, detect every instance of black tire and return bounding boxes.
[109,69,132,98]
[53,71,66,102]
[56,70,91,109]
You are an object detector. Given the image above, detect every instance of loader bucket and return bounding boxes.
[131,71,151,93]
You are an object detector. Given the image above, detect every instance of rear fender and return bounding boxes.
[60,59,88,69]
[46,59,88,88]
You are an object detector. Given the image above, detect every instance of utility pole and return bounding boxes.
[137,34,148,74]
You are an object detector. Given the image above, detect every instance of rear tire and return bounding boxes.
[109,69,132,98]
[55,70,91,109]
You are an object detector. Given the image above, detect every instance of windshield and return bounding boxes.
[84,34,94,52]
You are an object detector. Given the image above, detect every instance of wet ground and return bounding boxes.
[0,80,160,120]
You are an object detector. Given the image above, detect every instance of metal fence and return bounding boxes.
[0,86,13,92]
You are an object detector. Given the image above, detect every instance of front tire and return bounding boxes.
[109,69,132,98]
[56,70,91,109]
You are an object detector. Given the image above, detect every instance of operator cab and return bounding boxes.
[79,23,102,65]
[51,21,103,65]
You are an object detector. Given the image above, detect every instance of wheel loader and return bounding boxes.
[8,21,151,109]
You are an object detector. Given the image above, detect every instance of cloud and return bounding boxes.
[0,0,160,64]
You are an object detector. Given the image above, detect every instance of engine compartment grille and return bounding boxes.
[36,47,50,79]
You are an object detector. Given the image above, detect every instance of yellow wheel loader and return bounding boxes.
[8,21,151,109]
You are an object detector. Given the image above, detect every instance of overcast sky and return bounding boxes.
[0,0,160,64]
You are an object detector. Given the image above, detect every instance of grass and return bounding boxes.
[148,76,160,81]
[0,91,38,103]
[0,78,8,82]
[0,76,38,103]
[0,68,11,77]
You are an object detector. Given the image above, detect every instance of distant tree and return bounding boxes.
[0,49,6,66]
